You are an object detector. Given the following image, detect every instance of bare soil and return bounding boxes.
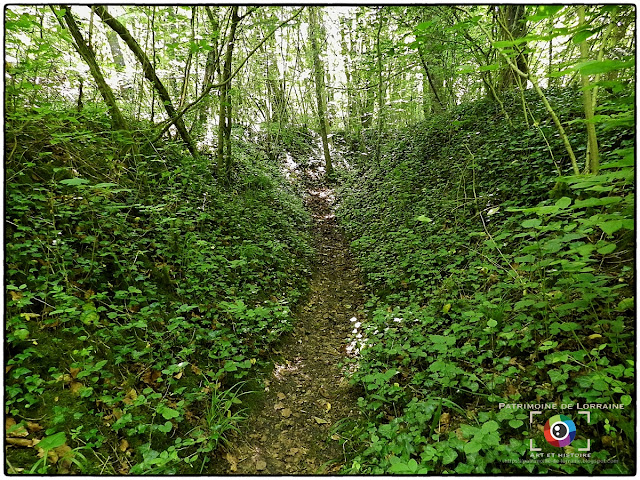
[221,165,365,474]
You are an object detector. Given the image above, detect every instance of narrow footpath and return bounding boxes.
[222,162,365,474]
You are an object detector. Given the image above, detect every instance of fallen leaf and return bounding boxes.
[70,381,84,395]
[287,448,299,456]
[313,416,329,425]
[119,439,129,452]
[226,453,238,472]
[588,333,603,340]
[274,402,284,411]
[56,374,72,384]
[281,408,292,418]
[326,402,332,412]
[41,319,60,329]
[173,371,183,380]
[123,388,138,406]
[55,444,73,470]
[277,392,286,401]
[440,412,450,425]
[331,434,341,441]
[9,291,22,301]
[6,419,28,438]
[255,459,267,471]
[141,369,161,384]
[37,447,59,464]
[69,367,81,378]
[26,421,43,433]
[5,365,14,374]
[20,312,39,320]
[190,364,202,375]
[6,438,33,447]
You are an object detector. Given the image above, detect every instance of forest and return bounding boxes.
[4,4,635,475]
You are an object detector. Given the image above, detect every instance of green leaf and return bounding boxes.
[527,5,564,21]
[617,298,633,311]
[555,197,572,209]
[157,421,173,433]
[464,440,482,454]
[14,328,29,340]
[521,218,541,228]
[416,215,432,223]
[596,243,616,255]
[37,432,66,450]
[478,63,501,72]
[59,178,90,186]
[620,395,632,406]
[572,30,593,44]
[442,449,458,465]
[416,21,434,31]
[481,420,499,433]
[577,59,634,76]
[158,404,180,420]
[600,220,624,235]
[509,419,524,429]
[487,319,498,328]
[574,196,622,208]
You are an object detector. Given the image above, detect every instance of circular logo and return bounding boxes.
[544,414,576,447]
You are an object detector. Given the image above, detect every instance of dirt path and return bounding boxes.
[221,165,365,474]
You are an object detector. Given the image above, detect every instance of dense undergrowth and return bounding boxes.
[5,107,313,474]
[335,87,635,474]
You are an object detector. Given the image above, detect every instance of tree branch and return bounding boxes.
[152,7,304,142]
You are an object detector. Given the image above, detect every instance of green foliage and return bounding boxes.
[336,87,634,474]
[5,108,313,473]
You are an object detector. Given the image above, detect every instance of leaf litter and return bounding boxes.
[216,159,363,474]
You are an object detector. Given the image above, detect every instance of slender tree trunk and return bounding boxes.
[217,6,240,178]
[308,7,333,177]
[577,6,599,174]
[496,5,528,91]
[474,15,579,175]
[106,30,125,71]
[58,6,128,132]
[179,7,196,109]
[94,5,200,160]
[150,7,155,122]
[374,7,386,163]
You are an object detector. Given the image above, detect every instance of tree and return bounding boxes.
[495,5,528,91]
[577,6,599,174]
[94,5,201,160]
[57,6,128,133]
[308,7,333,177]
[216,6,240,178]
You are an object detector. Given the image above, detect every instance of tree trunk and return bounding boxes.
[59,6,128,133]
[496,5,528,91]
[106,30,125,71]
[474,16,579,175]
[217,6,240,178]
[577,6,599,174]
[178,7,196,109]
[374,7,385,163]
[94,5,200,161]
[308,7,333,177]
